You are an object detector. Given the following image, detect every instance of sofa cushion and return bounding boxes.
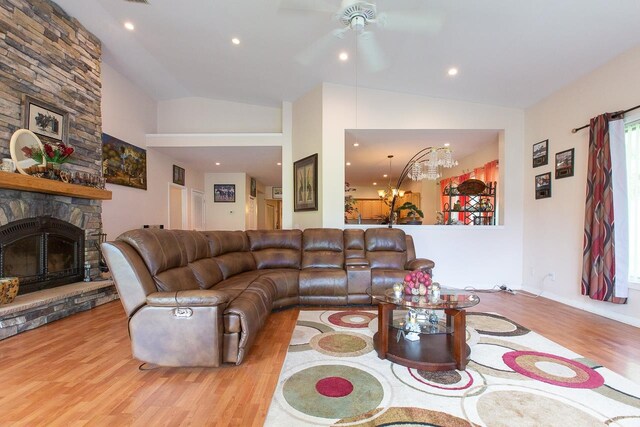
[204,231,257,279]
[173,230,224,289]
[299,268,347,298]
[365,228,407,252]
[118,229,187,276]
[118,229,200,292]
[204,231,250,256]
[246,230,302,269]
[365,228,408,270]
[302,228,344,269]
[370,269,408,296]
[174,230,210,262]
[344,229,365,259]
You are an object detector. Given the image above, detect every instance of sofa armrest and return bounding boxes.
[146,290,229,307]
[405,258,435,271]
[346,258,370,267]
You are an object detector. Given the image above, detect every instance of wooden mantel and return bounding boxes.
[0,171,112,200]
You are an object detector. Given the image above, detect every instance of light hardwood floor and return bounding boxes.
[0,292,638,426]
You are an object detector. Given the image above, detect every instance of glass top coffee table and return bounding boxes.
[371,288,480,371]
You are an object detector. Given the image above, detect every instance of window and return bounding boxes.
[624,120,640,283]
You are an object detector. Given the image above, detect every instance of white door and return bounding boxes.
[191,189,206,231]
[248,197,257,230]
[168,183,187,230]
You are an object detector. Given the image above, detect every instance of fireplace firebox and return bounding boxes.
[0,217,85,295]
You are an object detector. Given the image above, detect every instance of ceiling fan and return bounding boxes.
[282,0,442,72]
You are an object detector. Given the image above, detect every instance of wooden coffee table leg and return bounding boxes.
[446,308,466,370]
[377,302,393,359]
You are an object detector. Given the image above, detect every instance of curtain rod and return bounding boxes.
[571,104,640,133]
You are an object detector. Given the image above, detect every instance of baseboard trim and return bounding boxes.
[522,286,640,328]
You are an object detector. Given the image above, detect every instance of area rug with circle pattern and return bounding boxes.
[265,310,640,426]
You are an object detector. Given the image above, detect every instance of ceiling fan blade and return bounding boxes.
[278,0,337,14]
[295,29,344,66]
[358,31,388,73]
[377,11,443,34]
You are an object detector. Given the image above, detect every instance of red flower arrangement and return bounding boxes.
[22,141,74,164]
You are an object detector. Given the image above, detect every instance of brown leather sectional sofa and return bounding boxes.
[102,227,434,368]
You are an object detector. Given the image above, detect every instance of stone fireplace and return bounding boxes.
[0,0,119,339]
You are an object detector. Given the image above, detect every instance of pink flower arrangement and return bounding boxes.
[22,141,74,164]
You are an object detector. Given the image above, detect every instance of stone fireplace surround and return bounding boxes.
[0,0,120,340]
[0,187,118,341]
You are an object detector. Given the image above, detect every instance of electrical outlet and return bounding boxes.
[530,268,535,278]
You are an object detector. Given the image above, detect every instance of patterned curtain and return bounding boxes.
[582,113,627,304]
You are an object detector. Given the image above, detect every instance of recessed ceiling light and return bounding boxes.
[346,162,351,166]
[124,22,135,31]
[444,143,450,147]
[447,67,458,76]
[339,52,349,61]
[215,162,221,166]
[277,162,282,166]
[231,37,241,45]
[383,174,388,178]
[373,182,377,186]
[353,142,359,147]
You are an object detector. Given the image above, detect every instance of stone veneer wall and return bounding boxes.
[0,0,103,272]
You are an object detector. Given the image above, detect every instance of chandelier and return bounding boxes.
[385,146,458,228]
[406,146,458,181]
[377,155,405,202]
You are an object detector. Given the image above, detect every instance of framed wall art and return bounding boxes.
[22,95,68,144]
[272,186,282,199]
[555,148,575,179]
[535,172,552,199]
[173,165,185,186]
[294,153,318,211]
[532,139,548,168]
[102,133,147,190]
[214,184,235,202]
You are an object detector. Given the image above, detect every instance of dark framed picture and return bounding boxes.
[22,95,68,144]
[535,172,552,199]
[214,184,235,202]
[272,186,282,199]
[555,148,575,179]
[250,177,257,198]
[533,139,548,168]
[173,165,185,186]
[294,153,318,211]
[102,133,147,190]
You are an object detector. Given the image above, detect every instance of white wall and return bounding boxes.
[204,172,246,230]
[524,46,640,327]
[101,64,204,239]
[157,97,282,133]
[324,83,525,289]
[292,85,323,229]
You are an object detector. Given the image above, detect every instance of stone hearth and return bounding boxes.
[0,280,118,340]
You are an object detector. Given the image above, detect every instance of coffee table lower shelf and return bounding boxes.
[373,330,471,371]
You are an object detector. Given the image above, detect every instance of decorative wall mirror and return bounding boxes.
[10,129,46,175]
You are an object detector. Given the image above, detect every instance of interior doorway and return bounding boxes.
[265,199,281,230]
[191,189,205,230]
[168,183,187,230]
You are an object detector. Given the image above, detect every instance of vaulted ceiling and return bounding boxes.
[56,0,640,108]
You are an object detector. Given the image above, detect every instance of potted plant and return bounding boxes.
[344,182,359,222]
[395,202,424,225]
